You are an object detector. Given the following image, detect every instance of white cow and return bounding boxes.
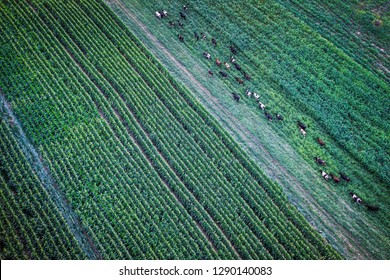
[321,170,330,180]
[258,101,266,110]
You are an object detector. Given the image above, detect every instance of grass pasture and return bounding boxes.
[106,0,390,259]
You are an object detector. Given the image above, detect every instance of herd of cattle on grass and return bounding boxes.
[154,6,379,212]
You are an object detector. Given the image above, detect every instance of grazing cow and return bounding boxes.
[314,156,326,166]
[329,173,341,183]
[258,101,266,110]
[253,92,260,100]
[183,5,188,11]
[317,137,326,147]
[236,77,244,85]
[194,32,200,40]
[224,62,230,70]
[203,52,211,59]
[246,89,252,97]
[155,11,162,18]
[365,204,380,211]
[276,114,284,121]
[230,45,237,54]
[234,63,241,71]
[212,37,217,46]
[297,121,306,130]
[265,111,273,121]
[208,70,213,77]
[230,56,236,63]
[178,21,184,28]
[161,10,168,17]
[201,33,207,40]
[219,71,228,78]
[178,34,184,42]
[169,21,176,27]
[215,58,221,66]
[349,192,362,204]
[321,170,330,180]
[232,92,240,102]
[244,72,251,80]
[300,128,306,136]
[339,172,350,182]
[180,11,186,20]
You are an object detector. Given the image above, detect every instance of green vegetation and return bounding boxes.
[106,0,390,259]
[0,0,342,259]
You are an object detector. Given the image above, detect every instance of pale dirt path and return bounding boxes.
[106,0,376,259]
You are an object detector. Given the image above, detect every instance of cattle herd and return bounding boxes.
[154,5,379,212]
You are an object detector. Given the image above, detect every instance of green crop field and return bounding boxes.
[0,0,388,260]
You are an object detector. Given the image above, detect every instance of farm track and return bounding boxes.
[0,93,100,260]
[108,0,374,259]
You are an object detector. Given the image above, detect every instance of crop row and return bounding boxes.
[1,0,221,260]
[1,0,341,259]
[0,116,87,259]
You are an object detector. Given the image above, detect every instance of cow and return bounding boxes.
[180,11,186,20]
[203,52,211,59]
[224,62,230,70]
[314,156,326,166]
[212,37,217,46]
[300,128,306,136]
[339,172,351,182]
[161,10,168,17]
[258,101,266,110]
[246,89,252,97]
[178,34,184,42]
[194,32,200,41]
[321,170,330,180]
[317,137,326,147]
[265,111,273,121]
[253,93,260,100]
[365,204,380,211]
[232,92,240,102]
[230,56,236,63]
[208,70,214,77]
[276,114,284,121]
[215,58,221,66]
[244,72,251,80]
[329,173,341,183]
[236,77,244,85]
[349,192,362,204]
[230,45,237,54]
[155,11,162,18]
[234,63,241,71]
[219,71,228,78]
[297,121,306,130]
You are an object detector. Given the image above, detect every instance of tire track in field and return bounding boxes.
[0,93,100,260]
[37,6,232,257]
[107,0,374,259]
